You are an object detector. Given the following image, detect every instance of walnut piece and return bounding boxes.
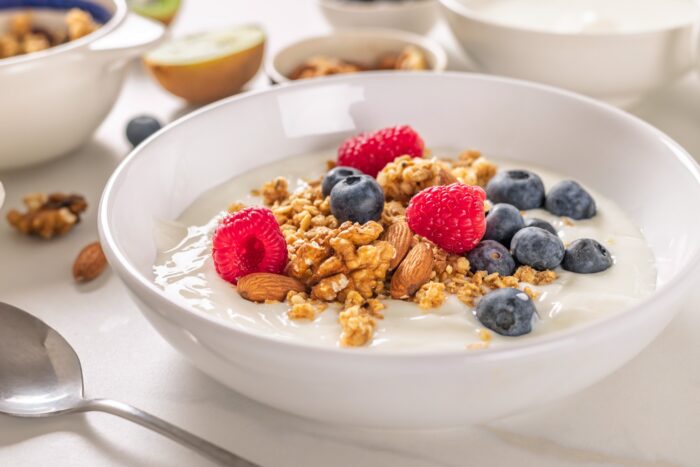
[6,193,88,239]
[377,156,453,204]
[290,56,364,80]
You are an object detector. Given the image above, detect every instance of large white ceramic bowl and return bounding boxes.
[99,73,700,428]
[439,0,700,107]
[317,0,439,35]
[266,28,447,84]
[0,0,165,170]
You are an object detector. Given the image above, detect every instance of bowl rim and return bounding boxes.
[439,0,700,38]
[0,0,126,68]
[99,71,700,361]
[317,0,438,13]
[265,27,448,83]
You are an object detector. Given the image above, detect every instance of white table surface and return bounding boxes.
[1,1,700,466]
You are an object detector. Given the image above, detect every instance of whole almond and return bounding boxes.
[383,221,413,270]
[238,273,306,302]
[73,241,107,283]
[390,242,434,299]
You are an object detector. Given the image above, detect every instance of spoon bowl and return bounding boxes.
[0,303,84,417]
[0,302,255,466]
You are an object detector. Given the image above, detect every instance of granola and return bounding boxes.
[290,45,429,80]
[230,147,562,348]
[0,9,99,60]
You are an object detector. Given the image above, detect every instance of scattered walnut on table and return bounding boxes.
[6,193,88,239]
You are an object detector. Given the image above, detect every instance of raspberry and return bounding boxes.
[212,207,288,284]
[337,125,425,177]
[406,183,486,254]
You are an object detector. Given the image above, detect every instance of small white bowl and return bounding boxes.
[0,0,165,170]
[440,0,700,107]
[100,73,700,428]
[318,0,439,35]
[266,28,447,83]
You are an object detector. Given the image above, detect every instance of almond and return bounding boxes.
[383,221,413,270]
[390,242,434,299]
[237,273,306,302]
[439,168,458,185]
[73,241,107,283]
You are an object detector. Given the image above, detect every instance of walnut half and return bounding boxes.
[6,192,87,239]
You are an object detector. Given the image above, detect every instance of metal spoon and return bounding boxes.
[0,302,257,467]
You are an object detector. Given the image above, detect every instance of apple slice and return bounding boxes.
[128,0,181,25]
[144,25,265,104]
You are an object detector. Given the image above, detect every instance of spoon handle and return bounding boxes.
[79,398,258,466]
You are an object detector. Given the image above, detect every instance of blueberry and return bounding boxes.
[486,170,545,210]
[475,288,536,337]
[330,174,384,224]
[524,218,557,235]
[562,238,613,274]
[545,180,596,220]
[467,240,516,276]
[322,166,363,197]
[510,226,565,270]
[126,115,162,147]
[484,203,524,247]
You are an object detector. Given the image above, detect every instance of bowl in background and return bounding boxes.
[266,28,447,83]
[317,0,439,35]
[0,0,165,170]
[440,0,700,107]
[99,73,700,428]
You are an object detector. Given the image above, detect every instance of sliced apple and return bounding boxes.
[144,25,265,104]
[128,0,181,25]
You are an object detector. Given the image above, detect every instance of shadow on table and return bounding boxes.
[0,412,175,467]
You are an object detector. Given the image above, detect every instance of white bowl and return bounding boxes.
[99,73,700,428]
[440,0,700,107]
[0,0,165,170]
[318,0,439,35]
[266,28,447,84]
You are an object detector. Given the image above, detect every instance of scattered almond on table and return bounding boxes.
[73,241,107,283]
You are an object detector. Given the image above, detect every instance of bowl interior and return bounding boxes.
[102,73,700,340]
[272,31,444,79]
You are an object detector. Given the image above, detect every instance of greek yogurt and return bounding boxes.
[153,151,657,352]
[472,0,698,34]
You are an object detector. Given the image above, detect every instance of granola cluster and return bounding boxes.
[6,193,87,239]
[233,150,557,348]
[377,152,497,205]
[290,45,428,80]
[1,10,98,59]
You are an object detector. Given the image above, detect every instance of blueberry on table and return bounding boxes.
[483,203,524,247]
[322,166,363,197]
[510,226,565,271]
[485,170,545,210]
[126,115,162,147]
[475,288,536,337]
[467,240,516,276]
[562,238,613,273]
[524,217,557,235]
[545,180,596,220]
[330,174,384,224]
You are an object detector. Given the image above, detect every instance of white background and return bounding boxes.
[1,0,700,465]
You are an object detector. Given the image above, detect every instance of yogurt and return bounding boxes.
[153,151,657,352]
[471,0,698,34]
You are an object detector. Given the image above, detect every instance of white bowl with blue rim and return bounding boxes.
[0,0,165,169]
